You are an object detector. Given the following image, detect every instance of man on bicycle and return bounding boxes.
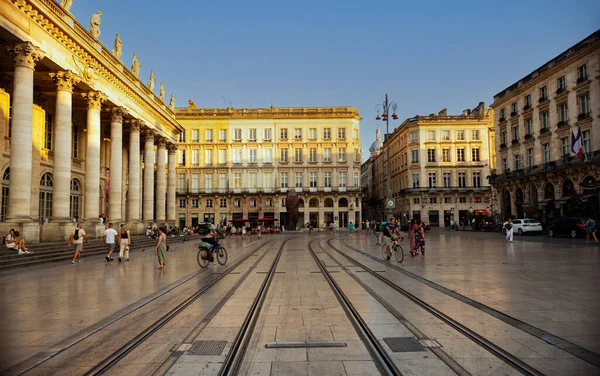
[200,224,224,262]
[383,217,403,261]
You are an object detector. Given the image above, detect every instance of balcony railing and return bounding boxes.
[510,111,518,117]
[499,117,506,123]
[500,143,507,149]
[578,113,591,121]
[556,87,566,95]
[540,128,550,135]
[511,139,520,145]
[557,120,568,128]
[524,104,532,111]
[538,97,548,104]
[577,76,588,84]
[397,186,491,194]
[524,134,533,141]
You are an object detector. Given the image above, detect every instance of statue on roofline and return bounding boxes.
[159,82,166,102]
[148,70,155,92]
[169,94,175,110]
[60,0,74,12]
[111,33,122,60]
[90,11,102,39]
[131,53,141,77]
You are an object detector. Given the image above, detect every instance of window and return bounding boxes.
[539,86,547,101]
[525,95,531,108]
[503,158,508,171]
[473,197,482,203]
[442,130,450,141]
[579,94,589,116]
[514,155,521,170]
[428,173,436,188]
[264,172,273,188]
[472,130,480,140]
[427,131,435,140]
[250,199,257,208]
[191,149,199,166]
[578,64,587,81]
[323,128,331,139]
[177,173,185,189]
[44,113,53,150]
[412,173,419,188]
[205,149,213,165]
[559,103,568,122]
[191,199,199,209]
[457,148,465,162]
[206,199,213,208]
[248,173,257,188]
[501,131,507,145]
[458,172,466,188]
[205,174,213,190]
[234,173,242,189]
[526,119,533,135]
[523,149,532,169]
[281,198,286,207]
[281,172,288,188]
[354,148,361,162]
[294,148,303,162]
[541,111,549,130]
[309,148,317,162]
[205,129,213,142]
[178,131,186,143]
[179,199,186,208]
[294,128,302,139]
[473,172,481,188]
[219,149,227,164]
[338,128,346,139]
[561,137,569,158]
[280,128,288,139]
[583,131,591,156]
[219,174,227,189]
[233,148,242,164]
[338,172,347,187]
[557,76,566,92]
[191,174,199,192]
[430,197,437,204]
[411,149,419,163]
[233,129,242,141]
[69,179,80,219]
[443,172,451,188]
[295,172,303,187]
[353,129,359,139]
[338,148,346,162]
[220,199,227,208]
[309,172,317,187]
[234,198,241,208]
[324,172,332,187]
[248,129,256,141]
[456,130,465,140]
[511,102,517,114]
[263,148,273,164]
[500,109,506,119]
[442,148,450,162]
[309,128,316,139]
[280,148,288,163]
[410,131,418,142]
[354,172,359,187]
[266,198,273,208]
[512,126,519,141]
[472,148,480,162]
[444,197,451,204]
[248,149,257,163]
[414,198,420,204]
[324,148,332,162]
[264,128,272,141]
[219,129,227,142]
[191,129,199,143]
[459,197,467,203]
[427,148,435,162]
[72,126,79,158]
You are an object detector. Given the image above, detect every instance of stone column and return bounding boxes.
[49,70,80,222]
[167,144,177,224]
[108,107,124,222]
[82,91,106,222]
[142,128,155,223]
[6,42,44,222]
[155,137,167,224]
[127,120,141,222]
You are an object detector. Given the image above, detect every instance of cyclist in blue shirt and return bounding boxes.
[383,217,403,261]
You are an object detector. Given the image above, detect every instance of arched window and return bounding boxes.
[324,198,334,208]
[39,173,53,223]
[309,198,319,208]
[338,198,349,207]
[70,179,81,219]
[298,199,304,208]
[1,168,9,222]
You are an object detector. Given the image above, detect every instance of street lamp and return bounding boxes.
[376,94,398,220]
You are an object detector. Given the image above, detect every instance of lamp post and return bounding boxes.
[376,94,398,220]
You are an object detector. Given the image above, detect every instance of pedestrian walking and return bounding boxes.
[68,224,88,263]
[348,222,355,233]
[103,223,118,261]
[155,226,167,270]
[375,221,384,246]
[118,224,131,262]
[585,217,598,244]
[411,219,426,257]
[450,218,455,231]
[408,219,416,252]
[505,219,514,242]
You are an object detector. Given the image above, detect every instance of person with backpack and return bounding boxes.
[585,217,598,244]
[68,224,88,264]
[504,218,514,242]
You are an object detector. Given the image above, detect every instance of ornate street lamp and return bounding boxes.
[376,94,398,220]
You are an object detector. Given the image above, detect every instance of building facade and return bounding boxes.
[490,30,600,220]
[365,103,495,226]
[0,0,183,241]
[173,105,363,229]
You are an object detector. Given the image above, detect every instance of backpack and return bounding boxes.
[379,222,388,232]
[196,223,212,235]
[73,229,80,240]
[2,234,8,245]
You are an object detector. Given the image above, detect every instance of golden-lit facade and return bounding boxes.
[174,105,363,228]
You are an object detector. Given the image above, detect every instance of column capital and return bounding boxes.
[49,70,80,92]
[141,127,156,141]
[156,137,167,148]
[126,119,142,132]
[82,91,106,110]
[109,106,126,123]
[167,143,178,153]
[7,41,45,69]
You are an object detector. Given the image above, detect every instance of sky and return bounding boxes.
[68,0,600,158]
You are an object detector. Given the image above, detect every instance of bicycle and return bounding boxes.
[382,237,404,263]
[197,237,227,268]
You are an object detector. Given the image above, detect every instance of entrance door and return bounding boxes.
[191,214,199,227]
[309,212,318,228]
[179,213,186,228]
[428,210,440,227]
[203,213,215,224]
[339,212,348,228]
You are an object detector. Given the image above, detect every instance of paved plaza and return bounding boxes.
[0,230,599,375]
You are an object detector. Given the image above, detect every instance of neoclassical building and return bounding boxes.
[0,0,183,241]
[173,104,363,229]
[489,30,600,219]
[365,103,495,226]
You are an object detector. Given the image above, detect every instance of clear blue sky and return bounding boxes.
[69,0,599,157]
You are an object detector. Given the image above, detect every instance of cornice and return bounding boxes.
[174,107,361,120]
[9,0,182,137]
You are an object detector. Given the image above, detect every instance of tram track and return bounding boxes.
[8,238,278,376]
[324,238,546,376]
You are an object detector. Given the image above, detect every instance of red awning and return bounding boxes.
[230,218,248,222]
[474,210,489,216]
[258,218,276,221]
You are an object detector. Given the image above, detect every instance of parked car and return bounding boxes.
[503,219,543,235]
[400,222,430,232]
[547,217,588,238]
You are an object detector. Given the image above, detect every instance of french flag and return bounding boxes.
[571,127,583,162]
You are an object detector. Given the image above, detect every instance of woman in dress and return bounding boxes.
[155,227,167,270]
[412,219,426,257]
[408,219,416,253]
